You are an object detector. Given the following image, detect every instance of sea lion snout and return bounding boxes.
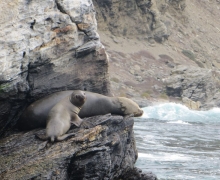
[134,109,144,117]
[139,109,144,116]
[76,94,86,102]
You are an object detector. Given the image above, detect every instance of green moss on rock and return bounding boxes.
[182,50,196,61]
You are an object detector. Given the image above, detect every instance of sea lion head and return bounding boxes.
[118,97,143,117]
[70,90,86,108]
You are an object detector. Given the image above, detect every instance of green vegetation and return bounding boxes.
[111,77,120,83]
[193,39,201,47]
[119,92,127,97]
[195,61,205,68]
[0,83,10,93]
[178,29,185,36]
[141,90,152,98]
[141,92,150,98]
[159,93,169,99]
[123,28,127,36]
[182,50,196,61]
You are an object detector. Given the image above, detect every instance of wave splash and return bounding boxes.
[141,103,220,123]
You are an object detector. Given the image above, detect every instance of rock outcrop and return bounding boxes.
[164,65,220,110]
[0,114,157,180]
[0,0,110,136]
[93,0,169,42]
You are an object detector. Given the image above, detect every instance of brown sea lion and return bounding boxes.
[18,90,143,130]
[78,93,143,118]
[35,90,86,146]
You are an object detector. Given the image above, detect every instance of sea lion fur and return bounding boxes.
[35,90,86,149]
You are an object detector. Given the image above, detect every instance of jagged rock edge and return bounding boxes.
[54,0,91,57]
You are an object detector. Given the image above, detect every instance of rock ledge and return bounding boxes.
[0,114,157,180]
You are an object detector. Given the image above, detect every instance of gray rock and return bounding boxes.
[182,97,201,110]
[120,167,158,180]
[93,0,169,43]
[164,66,220,109]
[0,114,157,180]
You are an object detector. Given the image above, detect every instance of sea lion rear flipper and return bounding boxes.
[35,134,48,141]
[56,133,76,141]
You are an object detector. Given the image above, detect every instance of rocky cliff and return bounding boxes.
[94,0,220,110]
[0,0,110,136]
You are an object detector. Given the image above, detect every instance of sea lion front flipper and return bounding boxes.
[80,120,90,129]
[71,115,83,127]
[56,133,76,141]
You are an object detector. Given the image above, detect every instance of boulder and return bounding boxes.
[182,97,201,110]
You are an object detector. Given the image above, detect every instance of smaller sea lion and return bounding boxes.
[18,91,73,130]
[35,90,86,148]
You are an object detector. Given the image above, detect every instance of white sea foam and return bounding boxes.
[167,120,191,125]
[138,152,190,161]
[138,153,154,158]
[141,103,220,123]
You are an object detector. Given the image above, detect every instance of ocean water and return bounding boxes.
[134,103,220,180]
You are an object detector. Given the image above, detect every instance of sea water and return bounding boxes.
[134,103,220,180]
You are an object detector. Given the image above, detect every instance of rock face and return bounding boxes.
[0,0,110,136]
[93,0,169,42]
[182,97,201,110]
[164,65,220,110]
[0,114,157,180]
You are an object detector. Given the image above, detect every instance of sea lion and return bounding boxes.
[18,90,143,130]
[18,91,74,130]
[78,93,143,118]
[35,90,86,145]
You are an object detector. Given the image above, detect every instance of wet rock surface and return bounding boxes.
[0,114,157,180]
